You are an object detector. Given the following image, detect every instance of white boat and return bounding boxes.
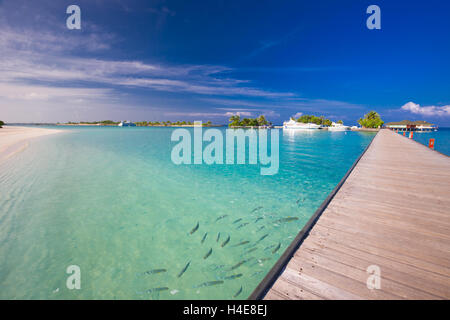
[118,121,136,127]
[328,122,350,131]
[283,119,321,130]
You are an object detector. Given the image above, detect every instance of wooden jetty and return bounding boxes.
[250,129,450,300]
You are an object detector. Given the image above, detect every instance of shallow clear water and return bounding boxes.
[399,127,450,156]
[0,126,375,299]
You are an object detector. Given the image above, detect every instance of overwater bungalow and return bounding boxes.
[385,120,437,132]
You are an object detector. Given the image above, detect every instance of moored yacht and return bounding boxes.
[328,122,350,131]
[118,121,136,127]
[283,119,321,130]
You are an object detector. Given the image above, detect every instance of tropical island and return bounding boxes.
[281,111,384,131]
[228,115,272,128]
[291,111,383,129]
[134,120,221,127]
[59,120,221,127]
[61,120,120,126]
[295,114,338,127]
[357,111,384,129]
[2,110,384,130]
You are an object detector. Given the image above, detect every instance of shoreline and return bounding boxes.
[0,126,61,164]
[56,124,224,127]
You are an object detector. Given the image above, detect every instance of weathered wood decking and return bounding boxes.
[263,129,450,300]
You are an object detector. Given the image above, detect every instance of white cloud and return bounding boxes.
[0,83,112,101]
[0,24,295,99]
[224,111,253,117]
[401,101,450,117]
[164,112,230,118]
[0,0,362,123]
[293,112,303,118]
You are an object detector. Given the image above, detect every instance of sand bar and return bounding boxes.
[0,126,61,163]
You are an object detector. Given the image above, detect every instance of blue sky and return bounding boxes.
[1,0,449,125]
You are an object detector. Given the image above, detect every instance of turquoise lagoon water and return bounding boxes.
[0,126,375,299]
[403,127,450,156]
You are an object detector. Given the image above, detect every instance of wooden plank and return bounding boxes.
[304,233,450,278]
[316,214,450,253]
[310,224,450,273]
[327,201,450,230]
[285,259,401,299]
[301,240,450,298]
[263,129,450,300]
[270,277,324,300]
[279,266,366,300]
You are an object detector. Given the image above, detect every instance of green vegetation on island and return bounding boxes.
[295,115,339,126]
[228,115,270,127]
[0,120,4,128]
[135,120,217,127]
[65,120,120,125]
[358,111,384,129]
[61,120,219,127]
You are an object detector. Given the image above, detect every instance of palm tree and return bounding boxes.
[257,115,268,126]
[229,115,241,126]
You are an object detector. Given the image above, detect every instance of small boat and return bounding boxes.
[283,119,321,130]
[328,122,350,131]
[118,121,136,127]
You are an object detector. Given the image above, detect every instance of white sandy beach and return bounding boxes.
[0,126,61,164]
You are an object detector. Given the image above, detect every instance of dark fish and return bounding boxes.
[244,247,258,254]
[215,215,228,222]
[256,226,265,232]
[221,235,230,247]
[264,244,276,251]
[296,196,305,205]
[216,232,221,242]
[233,286,243,297]
[177,261,191,278]
[274,217,299,223]
[224,273,243,280]
[236,222,249,229]
[195,280,224,288]
[254,217,264,223]
[233,241,250,247]
[232,218,242,224]
[251,206,263,213]
[145,287,169,293]
[272,242,281,254]
[190,222,199,234]
[144,269,167,275]
[230,259,247,270]
[249,260,259,267]
[256,234,269,243]
[201,232,208,244]
[204,248,213,259]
